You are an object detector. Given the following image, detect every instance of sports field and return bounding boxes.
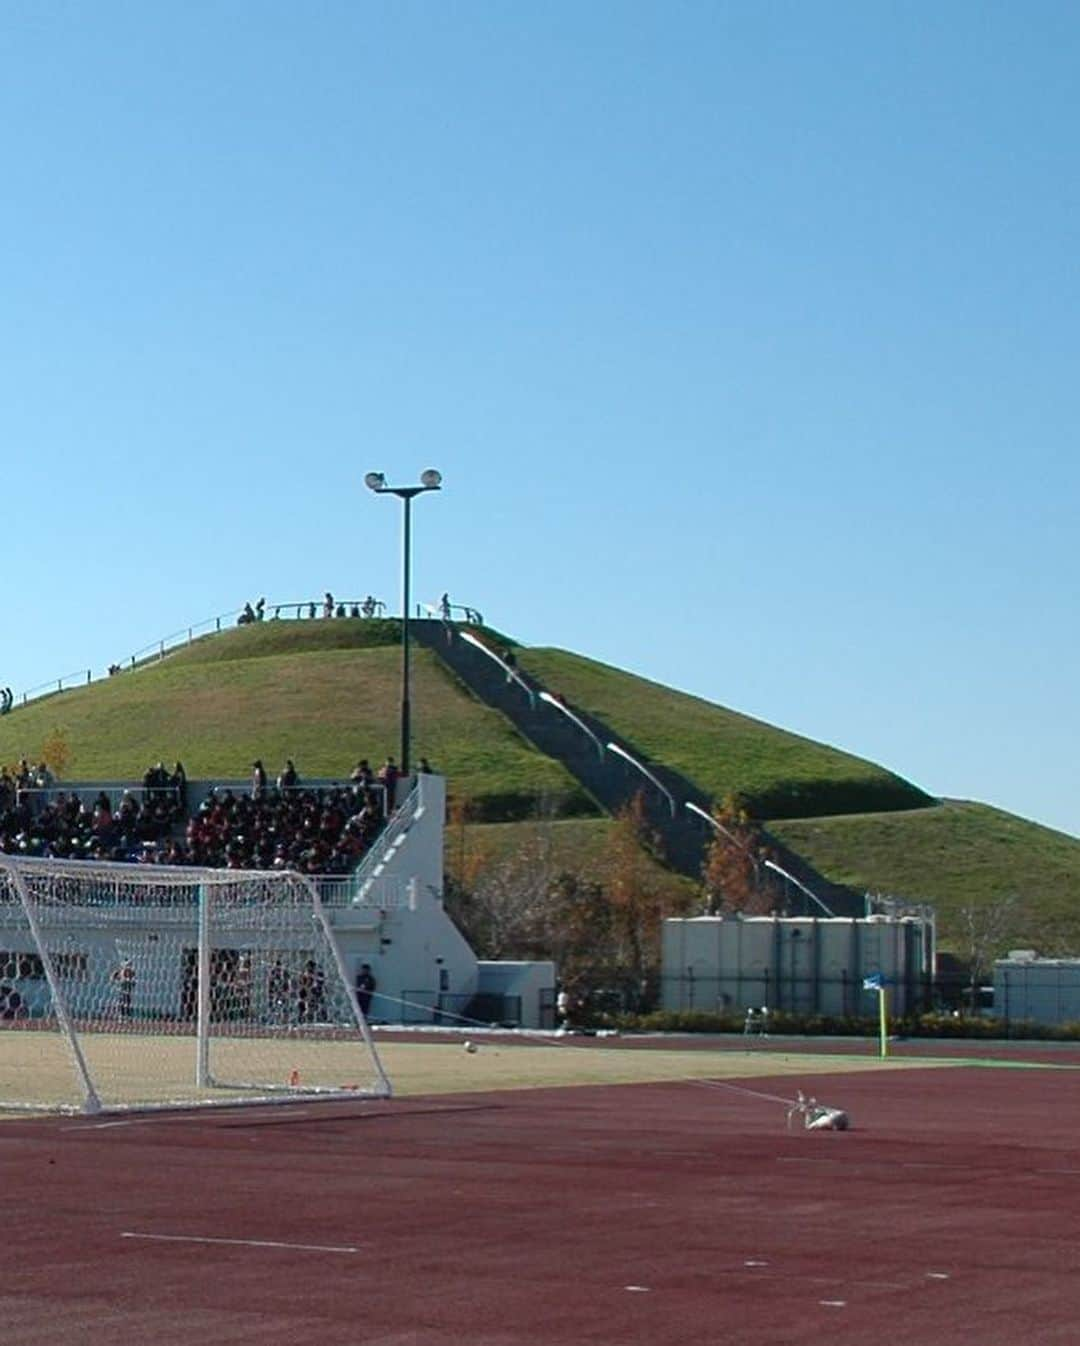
[3,1032,1080,1344]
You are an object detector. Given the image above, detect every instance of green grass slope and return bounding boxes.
[770,801,1080,948]
[0,623,583,812]
[517,647,932,819]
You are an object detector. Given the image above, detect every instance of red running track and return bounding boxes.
[3,1060,1080,1345]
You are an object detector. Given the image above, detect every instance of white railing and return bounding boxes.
[315,875,410,909]
[417,599,485,626]
[352,780,424,905]
[606,741,676,818]
[458,630,536,708]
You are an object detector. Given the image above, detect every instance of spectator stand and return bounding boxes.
[185,777,390,874]
[1,771,390,877]
[1,782,184,865]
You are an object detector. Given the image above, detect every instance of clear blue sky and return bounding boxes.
[2,2,1077,838]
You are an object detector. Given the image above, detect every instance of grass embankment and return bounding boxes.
[0,623,585,813]
[517,647,933,820]
[444,816,699,907]
[772,801,1080,951]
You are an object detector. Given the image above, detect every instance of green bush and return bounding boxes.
[601,1006,1080,1042]
[453,788,599,823]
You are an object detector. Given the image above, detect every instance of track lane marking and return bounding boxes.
[121,1231,359,1253]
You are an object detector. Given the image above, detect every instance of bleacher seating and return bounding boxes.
[0,765,389,875]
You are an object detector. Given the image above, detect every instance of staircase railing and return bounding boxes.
[351,779,425,906]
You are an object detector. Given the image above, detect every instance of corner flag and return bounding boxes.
[863,973,888,1057]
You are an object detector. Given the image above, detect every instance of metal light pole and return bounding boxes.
[364,469,442,776]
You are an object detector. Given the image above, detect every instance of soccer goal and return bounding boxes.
[0,854,392,1114]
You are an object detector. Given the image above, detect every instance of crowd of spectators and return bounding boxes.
[182,782,385,873]
[1,758,58,807]
[0,757,392,876]
[0,786,184,863]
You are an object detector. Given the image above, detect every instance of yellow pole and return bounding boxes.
[878,986,888,1059]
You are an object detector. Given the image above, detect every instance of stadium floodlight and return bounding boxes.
[364,468,443,775]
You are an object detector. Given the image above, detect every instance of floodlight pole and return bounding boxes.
[364,470,442,777]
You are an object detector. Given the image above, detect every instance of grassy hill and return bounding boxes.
[771,802,1080,950]
[2,616,1078,955]
[0,621,584,811]
[517,647,932,819]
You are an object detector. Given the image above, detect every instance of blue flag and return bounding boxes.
[863,973,884,991]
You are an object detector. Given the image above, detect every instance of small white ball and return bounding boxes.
[464,1040,478,1053]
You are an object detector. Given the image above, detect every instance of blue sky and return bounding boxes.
[1,1,1077,837]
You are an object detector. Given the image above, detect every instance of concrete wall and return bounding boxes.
[476,960,558,1030]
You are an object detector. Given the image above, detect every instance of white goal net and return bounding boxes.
[0,855,392,1114]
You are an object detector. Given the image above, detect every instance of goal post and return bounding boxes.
[0,854,392,1114]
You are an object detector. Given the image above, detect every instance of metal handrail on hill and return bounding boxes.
[457,630,536,709]
[417,599,485,626]
[8,598,391,714]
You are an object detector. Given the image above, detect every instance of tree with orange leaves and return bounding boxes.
[701,793,774,916]
[599,792,694,1010]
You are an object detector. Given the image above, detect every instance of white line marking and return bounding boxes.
[624,1285,650,1293]
[64,1120,134,1131]
[926,1272,950,1280]
[820,1300,847,1308]
[122,1232,359,1254]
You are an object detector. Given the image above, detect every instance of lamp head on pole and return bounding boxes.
[364,469,442,497]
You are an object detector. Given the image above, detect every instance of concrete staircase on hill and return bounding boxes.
[410,619,863,918]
